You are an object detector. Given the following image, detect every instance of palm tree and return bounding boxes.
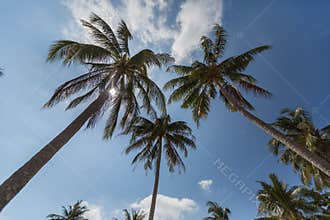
[0,13,173,211]
[47,200,88,220]
[164,23,330,178]
[256,174,328,220]
[268,107,330,191]
[203,201,231,220]
[123,114,196,220]
[310,191,330,218]
[113,209,146,220]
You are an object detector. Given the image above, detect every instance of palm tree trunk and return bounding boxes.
[0,93,108,212]
[216,82,330,177]
[148,144,162,220]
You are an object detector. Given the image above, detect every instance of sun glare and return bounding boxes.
[109,88,118,96]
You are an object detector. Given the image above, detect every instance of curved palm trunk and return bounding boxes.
[216,82,330,177]
[148,144,162,220]
[0,93,108,212]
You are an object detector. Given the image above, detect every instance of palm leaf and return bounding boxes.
[117,20,133,55]
[103,95,122,139]
[65,86,98,110]
[213,24,227,60]
[237,80,272,98]
[222,45,271,72]
[89,13,121,55]
[47,40,112,65]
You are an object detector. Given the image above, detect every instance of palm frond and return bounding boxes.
[81,19,121,59]
[237,80,272,98]
[47,40,112,65]
[129,49,161,68]
[213,24,227,60]
[135,73,166,114]
[225,72,257,83]
[222,45,271,72]
[89,13,121,55]
[163,76,191,91]
[200,35,216,64]
[65,86,98,110]
[192,86,211,125]
[167,81,196,104]
[103,95,122,139]
[120,89,140,128]
[117,20,133,55]
[166,65,193,75]
[43,71,105,108]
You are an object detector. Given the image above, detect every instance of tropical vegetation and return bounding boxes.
[123,114,196,220]
[113,209,147,220]
[1,10,330,220]
[47,200,88,220]
[0,13,172,211]
[268,107,330,191]
[256,173,330,220]
[203,200,231,220]
[164,24,330,177]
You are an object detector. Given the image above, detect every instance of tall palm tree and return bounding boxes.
[268,107,330,191]
[47,200,88,220]
[164,23,330,178]
[256,174,328,220]
[113,209,146,220]
[0,13,173,211]
[123,114,196,220]
[203,201,231,220]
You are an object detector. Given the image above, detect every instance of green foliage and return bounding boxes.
[256,174,330,220]
[44,13,173,139]
[164,23,271,125]
[113,209,146,220]
[203,201,231,220]
[47,200,88,220]
[268,108,330,191]
[123,114,196,173]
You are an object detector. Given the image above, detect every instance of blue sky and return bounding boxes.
[1,0,330,219]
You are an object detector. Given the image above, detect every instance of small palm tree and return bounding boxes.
[113,209,146,220]
[47,200,88,220]
[204,201,231,220]
[123,114,196,220]
[164,23,330,178]
[256,174,326,220]
[268,107,330,191]
[0,13,173,211]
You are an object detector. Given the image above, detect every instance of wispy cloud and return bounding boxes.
[130,194,198,220]
[61,0,223,61]
[172,0,223,61]
[82,201,105,220]
[198,179,213,191]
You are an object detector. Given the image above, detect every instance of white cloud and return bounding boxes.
[120,0,176,44]
[61,0,176,44]
[61,0,223,61]
[61,0,120,42]
[130,194,198,220]
[82,201,105,220]
[198,179,213,191]
[172,0,223,61]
